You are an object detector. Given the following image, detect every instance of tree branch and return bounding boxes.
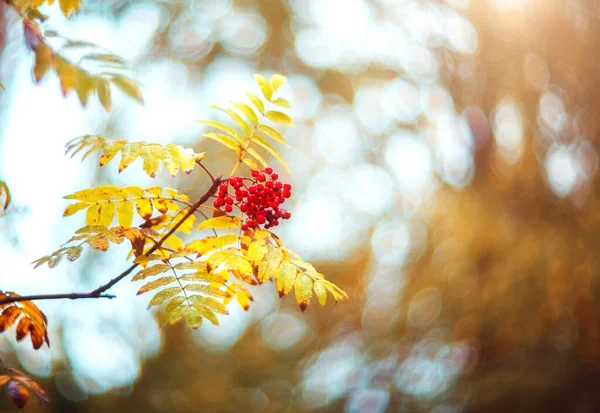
[0,293,115,306]
[0,177,223,307]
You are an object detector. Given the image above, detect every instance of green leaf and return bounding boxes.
[196,216,241,230]
[271,74,287,91]
[202,133,241,152]
[258,124,289,146]
[137,276,177,295]
[245,91,265,114]
[266,111,293,127]
[254,74,273,101]
[231,102,259,126]
[147,287,181,308]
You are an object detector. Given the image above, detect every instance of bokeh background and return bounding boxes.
[2,0,600,411]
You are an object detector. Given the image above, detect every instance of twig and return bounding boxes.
[196,161,216,183]
[0,292,115,306]
[0,177,224,307]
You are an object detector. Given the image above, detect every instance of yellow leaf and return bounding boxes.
[232,102,259,126]
[148,287,181,308]
[153,198,179,214]
[63,202,89,216]
[235,288,253,311]
[294,272,313,311]
[185,284,230,298]
[165,234,183,250]
[271,74,287,91]
[54,56,77,95]
[246,148,268,168]
[202,133,241,152]
[119,143,141,172]
[189,295,229,315]
[167,211,196,234]
[135,198,153,220]
[33,43,53,83]
[212,106,252,136]
[254,74,273,101]
[242,157,259,170]
[185,310,203,329]
[199,120,245,145]
[313,279,327,306]
[97,79,111,111]
[140,145,162,178]
[97,202,115,227]
[86,204,101,225]
[252,135,289,172]
[196,216,241,230]
[244,91,265,114]
[137,276,176,295]
[257,246,283,283]
[117,200,134,227]
[266,111,294,127]
[110,75,144,104]
[225,256,254,283]
[132,264,171,281]
[190,304,220,326]
[276,261,297,296]
[146,186,162,196]
[185,234,238,256]
[272,97,291,108]
[258,124,289,146]
[160,296,186,326]
[99,140,125,166]
[86,234,109,251]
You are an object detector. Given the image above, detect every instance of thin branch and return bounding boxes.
[91,176,223,295]
[0,177,224,307]
[196,160,216,183]
[0,293,115,306]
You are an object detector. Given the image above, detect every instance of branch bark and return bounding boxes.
[0,177,223,307]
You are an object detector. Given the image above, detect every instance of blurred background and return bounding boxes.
[2,0,600,411]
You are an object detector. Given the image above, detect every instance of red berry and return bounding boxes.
[251,170,259,177]
[256,215,266,224]
[258,174,266,182]
[265,167,273,175]
[220,184,228,191]
[225,196,234,205]
[283,191,291,198]
[283,183,292,191]
[283,211,291,219]
[225,204,233,212]
[271,173,279,180]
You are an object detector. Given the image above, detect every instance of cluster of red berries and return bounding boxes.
[213,167,292,230]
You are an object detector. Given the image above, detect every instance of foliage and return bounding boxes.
[0,73,346,359]
[0,362,49,409]
[0,292,49,349]
[5,0,142,110]
[0,181,10,215]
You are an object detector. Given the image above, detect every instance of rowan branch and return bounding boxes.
[0,176,223,307]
